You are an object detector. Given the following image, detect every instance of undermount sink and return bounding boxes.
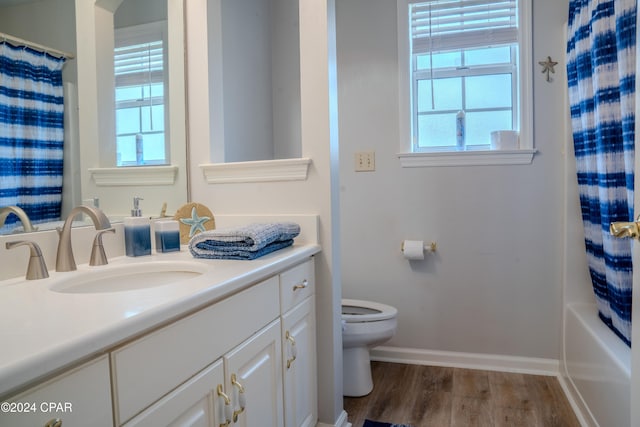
[49,261,208,294]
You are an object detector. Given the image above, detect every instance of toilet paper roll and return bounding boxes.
[490,130,519,150]
[402,240,424,260]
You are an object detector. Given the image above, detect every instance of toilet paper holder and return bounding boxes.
[401,240,437,254]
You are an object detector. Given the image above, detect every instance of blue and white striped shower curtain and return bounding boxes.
[567,0,636,346]
[0,42,66,229]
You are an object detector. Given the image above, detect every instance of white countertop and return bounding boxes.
[0,244,320,397]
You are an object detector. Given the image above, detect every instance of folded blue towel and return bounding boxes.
[191,239,295,260]
[189,222,300,260]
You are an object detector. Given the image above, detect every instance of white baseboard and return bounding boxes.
[316,410,350,427]
[370,346,560,376]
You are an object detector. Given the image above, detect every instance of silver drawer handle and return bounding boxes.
[292,279,308,291]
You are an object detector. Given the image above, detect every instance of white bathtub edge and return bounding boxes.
[567,303,631,376]
[557,367,598,427]
[563,302,631,427]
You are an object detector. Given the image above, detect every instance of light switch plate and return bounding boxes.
[354,151,375,172]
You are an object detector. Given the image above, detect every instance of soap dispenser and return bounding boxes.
[124,196,151,257]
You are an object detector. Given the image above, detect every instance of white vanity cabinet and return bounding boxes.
[0,355,113,427]
[114,257,316,427]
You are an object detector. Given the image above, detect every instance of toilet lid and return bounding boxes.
[342,299,398,323]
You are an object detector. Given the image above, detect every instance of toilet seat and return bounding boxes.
[342,299,398,323]
[341,298,398,396]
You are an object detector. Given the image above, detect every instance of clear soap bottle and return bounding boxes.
[456,110,466,150]
[124,196,151,257]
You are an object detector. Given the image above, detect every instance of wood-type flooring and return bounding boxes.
[343,361,581,427]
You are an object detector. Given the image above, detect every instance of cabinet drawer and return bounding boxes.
[112,276,279,424]
[0,356,112,427]
[280,259,314,313]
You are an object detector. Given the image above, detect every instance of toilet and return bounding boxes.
[341,299,398,397]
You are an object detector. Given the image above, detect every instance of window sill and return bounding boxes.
[89,165,178,186]
[398,149,537,167]
[199,158,312,184]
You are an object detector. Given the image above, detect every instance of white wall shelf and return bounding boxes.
[398,149,537,167]
[89,165,179,186]
[199,158,312,184]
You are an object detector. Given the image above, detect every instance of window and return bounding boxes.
[398,0,533,165]
[114,21,168,166]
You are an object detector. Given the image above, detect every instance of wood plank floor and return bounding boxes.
[343,362,581,427]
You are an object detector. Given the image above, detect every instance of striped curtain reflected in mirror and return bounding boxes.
[0,41,66,230]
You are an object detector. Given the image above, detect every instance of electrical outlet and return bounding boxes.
[354,151,375,172]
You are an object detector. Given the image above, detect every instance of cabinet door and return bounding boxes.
[225,320,283,427]
[0,356,112,427]
[124,359,230,427]
[282,297,317,427]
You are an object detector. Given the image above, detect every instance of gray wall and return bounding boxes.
[336,0,570,360]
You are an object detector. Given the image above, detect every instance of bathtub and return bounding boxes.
[562,303,630,427]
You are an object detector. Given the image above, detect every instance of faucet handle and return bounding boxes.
[6,240,49,280]
[90,228,116,266]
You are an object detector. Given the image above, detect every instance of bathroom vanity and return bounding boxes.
[0,244,319,427]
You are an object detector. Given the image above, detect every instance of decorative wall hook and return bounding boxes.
[538,56,559,82]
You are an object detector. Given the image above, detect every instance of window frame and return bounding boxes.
[397,0,534,167]
[412,49,518,151]
[114,21,169,167]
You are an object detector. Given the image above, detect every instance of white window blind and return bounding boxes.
[411,0,518,54]
[114,40,164,88]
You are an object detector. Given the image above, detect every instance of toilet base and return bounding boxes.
[342,346,374,397]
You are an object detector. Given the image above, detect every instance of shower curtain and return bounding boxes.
[567,0,636,346]
[0,42,66,228]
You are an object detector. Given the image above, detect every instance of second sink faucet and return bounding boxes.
[56,205,112,272]
[0,206,36,233]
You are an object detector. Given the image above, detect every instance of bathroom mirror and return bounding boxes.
[208,0,302,163]
[0,0,188,234]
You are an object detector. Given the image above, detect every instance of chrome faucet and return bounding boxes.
[56,205,112,272]
[0,206,36,233]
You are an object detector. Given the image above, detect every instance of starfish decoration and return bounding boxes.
[180,207,211,237]
[538,56,558,82]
